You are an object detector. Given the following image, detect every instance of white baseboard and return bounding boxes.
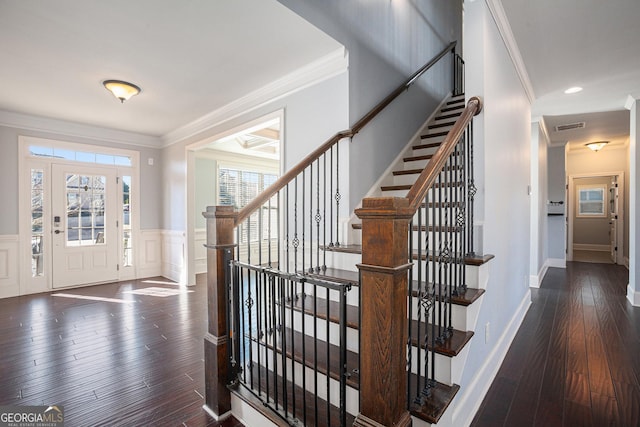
[573,243,610,252]
[627,284,640,307]
[529,260,551,288]
[547,258,566,269]
[231,393,278,427]
[451,289,532,427]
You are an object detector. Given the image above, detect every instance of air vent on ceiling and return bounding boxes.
[555,122,585,131]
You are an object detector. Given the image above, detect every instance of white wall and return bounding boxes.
[455,1,532,425]
[277,0,462,209]
[529,121,549,286]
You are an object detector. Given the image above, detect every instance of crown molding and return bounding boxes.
[485,0,536,104]
[0,109,162,148]
[161,46,348,148]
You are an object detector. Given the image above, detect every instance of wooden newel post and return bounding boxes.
[354,197,413,427]
[202,205,237,420]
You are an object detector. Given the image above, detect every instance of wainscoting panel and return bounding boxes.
[161,230,186,284]
[137,229,163,279]
[0,235,19,299]
[194,228,207,275]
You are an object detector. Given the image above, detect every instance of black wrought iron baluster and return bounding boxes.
[256,269,264,396]
[276,191,281,271]
[325,285,331,425]
[329,146,334,247]
[272,275,279,410]
[436,173,444,343]
[322,155,327,271]
[467,120,476,256]
[302,170,306,275]
[335,141,341,247]
[308,164,313,274]
[407,216,416,405]
[301,280,308,426]
[230,258,241,384]
[293,178,299,273]
[339,284,349,427]
[268,197,272,268]
[313,282,319,425]
[289,279,296,420]
[279,277,288,415]
[316,158,322,273]
[285,185,290,274]
[429,185,436,387]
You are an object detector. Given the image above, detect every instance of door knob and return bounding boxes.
[54,229,64,234]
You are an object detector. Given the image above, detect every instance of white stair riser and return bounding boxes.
[403,158,432,171]
[287,309,359,353]
[408,299,468,332]
[250,343,360,416]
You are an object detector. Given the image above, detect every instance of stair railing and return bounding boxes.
[203,40,463,425]
[405,97,481,418]
[354,97,481,426]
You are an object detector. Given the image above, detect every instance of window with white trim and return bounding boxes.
[577,184,607,217]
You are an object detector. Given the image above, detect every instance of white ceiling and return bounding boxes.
[1,0,637,152]
[500,0,640,148]
[0,0,341,140]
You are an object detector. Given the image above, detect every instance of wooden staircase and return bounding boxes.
[202,43,489,426]
[283,94,492,425]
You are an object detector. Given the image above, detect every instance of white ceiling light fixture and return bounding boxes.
[585,141,608,152]
[564,86,583,94]
[103,80,141,103]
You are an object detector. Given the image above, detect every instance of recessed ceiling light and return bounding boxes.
[564,86,583,94]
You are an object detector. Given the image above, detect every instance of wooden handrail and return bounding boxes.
[235,41,458,226]
[405,96,482,212]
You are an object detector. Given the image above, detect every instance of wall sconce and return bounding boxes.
[585,141,608,152]
[103,80,141,103]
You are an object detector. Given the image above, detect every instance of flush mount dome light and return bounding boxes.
[564,86,583,94]
[103,80,141,103]
[585,141,608,152]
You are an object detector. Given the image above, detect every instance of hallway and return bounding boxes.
[471,262,637,426]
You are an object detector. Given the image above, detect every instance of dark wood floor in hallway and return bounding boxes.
[0,275,241,427]
[471,261,638,427]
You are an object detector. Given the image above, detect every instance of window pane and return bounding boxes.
[122,176,132,266]
[31,169,45,277]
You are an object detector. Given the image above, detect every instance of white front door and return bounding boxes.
[51,164,119,288]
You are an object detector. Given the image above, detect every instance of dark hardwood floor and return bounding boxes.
[471,261,639,427]
[0,275,242,427]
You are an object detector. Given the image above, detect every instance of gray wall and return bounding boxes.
[573,176,611,246]
[0,125,162,234]
[277,0,462,209]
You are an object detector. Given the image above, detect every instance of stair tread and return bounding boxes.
[421,130,449,139]
[413,142,441,150]
[428,121,456,129]
[446,98,464,105]
[352,223,463,233]
[408,376,460,424]
[290,293,473,357]
[322,244,362,255]
[409,320,474,357]
[254,326,360,389]
[289,293,360,329]
[409,283,486,306]
[303,268,359,285]
[322,244,492,267]
[434,111,463,121]
[441,104,464,113]
[403,154,434,162]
